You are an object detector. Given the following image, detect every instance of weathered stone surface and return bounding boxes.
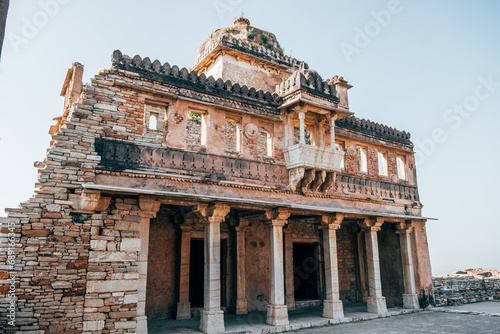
[88,251,137,262]
[86,279,139,293]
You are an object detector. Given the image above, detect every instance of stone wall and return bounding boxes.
[433,275,500,306]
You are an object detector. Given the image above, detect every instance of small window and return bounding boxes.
[378,151,388,176]
[335,142,345,169]
[257,130,273,157]
[186,111,206,147]
[356,146,368,173]
[148,114,158,130]
[397,155,407,180]
[225,119,241,152]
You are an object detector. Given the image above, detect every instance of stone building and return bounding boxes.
[0,17,434,333]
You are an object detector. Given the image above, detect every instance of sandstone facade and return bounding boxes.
[0,17,434,333]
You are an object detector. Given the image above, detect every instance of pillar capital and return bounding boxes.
[138,196,161,218]
[320,213,343,230]
[235,218,250,232]
[265,208,291,226]
[358,216,384,232]
[196,203,230,224]
[69,189,111,213]
[395,221,413,234]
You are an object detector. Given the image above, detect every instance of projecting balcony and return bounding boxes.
[284,144,345,193]
[283,143,344,172]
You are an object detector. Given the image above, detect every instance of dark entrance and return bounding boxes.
[189,239,204,307]
[293,243,319,300]
[188,239,227,308]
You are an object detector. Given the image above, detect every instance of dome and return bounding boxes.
[196,16,284,62]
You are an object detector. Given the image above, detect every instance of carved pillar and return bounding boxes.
[359,217,387,314]
[283,227,295,310]
[198,203,230,334]
[265,209,291,326]
[235,219,248,314]
[396,222,419,309]
[137,196,161,333]
[330,114,338,148]
[177,225,192,319]
[298,111,305,144]
[321,214,344,318]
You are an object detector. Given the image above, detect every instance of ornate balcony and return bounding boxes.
[284,144,345,193]
[284,144,344,171]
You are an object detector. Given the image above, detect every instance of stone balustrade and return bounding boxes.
[283,144,344,172]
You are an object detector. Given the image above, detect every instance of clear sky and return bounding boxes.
[1,0,499,275]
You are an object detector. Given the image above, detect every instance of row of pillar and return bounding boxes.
[161,204,420,334]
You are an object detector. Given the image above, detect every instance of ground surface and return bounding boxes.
[291,302,500,333]
[149,302,500,334]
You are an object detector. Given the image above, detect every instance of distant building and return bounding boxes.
[0,17,434,333]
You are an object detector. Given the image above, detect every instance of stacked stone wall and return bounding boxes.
[433,276,500,306]
[336,226,357,302]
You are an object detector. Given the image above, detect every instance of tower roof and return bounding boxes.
[192,16,302,73]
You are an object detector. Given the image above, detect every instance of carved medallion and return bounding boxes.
[244,123,259,139]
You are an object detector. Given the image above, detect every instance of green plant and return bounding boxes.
[261,33,268,44]
[247,28,255,39]
[72,213,91,224]
[276,47,284,56]
[188,111,202,124]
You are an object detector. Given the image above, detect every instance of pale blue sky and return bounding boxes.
[1,0,499,274]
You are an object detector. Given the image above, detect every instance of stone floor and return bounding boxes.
[148,303,419,334]
[290,302,500,333]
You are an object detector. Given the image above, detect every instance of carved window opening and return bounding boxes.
[225,118,241,152]
[357,146,368,173]
[335,141,345,169]
[397,155,407,180]
[378,151,388,176]
[187,111,206,147]
[293,127,311,145]
[148,114,158,130]
[144,104,166,136]
[257,130,273,157]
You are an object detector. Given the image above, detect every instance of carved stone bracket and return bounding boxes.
[395,221,414,234]
[139,196,161,218]
[320,213,344,230]
[358,216,384,232]
[195,203,230,224]
[69,190,111,213]
[265,208,291,226]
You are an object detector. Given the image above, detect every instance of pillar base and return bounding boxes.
[200,310,225,334]
[266,304,289,326]
[200,309,225,334]
[367,296,387,314]
[176,301,191,319]
[235,298,248,315]
[322,299,344,319]
[403,293,420,309]
[136,315,147,334]
[285,294,296,310]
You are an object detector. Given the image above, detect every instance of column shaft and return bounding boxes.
[235,226,247,314]
[199,203,229,334]
[322,224,344,318]
[177,227,192,319]
[398,227,419,309]
[267,220,289,326]
[284,229,295,310]
[299,111,305,144]
[136,197,161,334]
[364,227,387,314]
